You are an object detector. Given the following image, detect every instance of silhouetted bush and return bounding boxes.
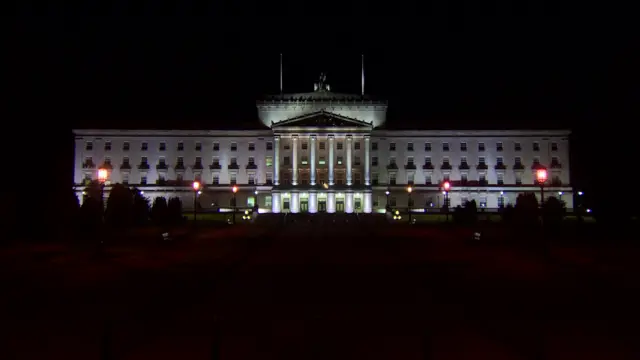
[105,184,133,228]
[79,197,102,231]
[167,197,184,224]
[542,196,565,227]
[131,188,150,225]
[502,204,516,224]
[150,196,169,225]
[514,193,539,226]
[452,200,478,225]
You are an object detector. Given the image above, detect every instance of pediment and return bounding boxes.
[271,111,373,128]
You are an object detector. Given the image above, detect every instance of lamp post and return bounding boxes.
[385,189,390,212]
[97,168,108,218]
[442,181,451,222]
[192,181,200,224]
[536,169,547,205]
[407,186,413,223]
[232,185,238,224]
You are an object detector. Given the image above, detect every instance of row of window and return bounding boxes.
[85,140,560,153]
[381,141,558,152]
[83,154,562,170]
[376,172,562,186]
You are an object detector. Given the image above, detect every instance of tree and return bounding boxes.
[104,184,133,228]
[514,193,539,226]
[452,200,478,225]
[167,197,184,224]
[79,197,102,231]
[502,204,516,224]
[131,188,150,225]
[150,197,169,225]
[542,196,565,227]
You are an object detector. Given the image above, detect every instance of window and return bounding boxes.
[389,157,396,165]
[372,173,379,185]
[496,156,504,166]
[265,195,272,207]
[248,173,256,185]
[248,143,255,151]
[140,175,147,184]
[177,142,184,151]
[389,173,397,185]
[141,156,148,165]
[319,142,326,150]
[213,142,220,151]
[301,156,308,165]
[141,142,148,151]
[158,158,166,166]
[371,142,378,151]
[498,196,505,207]
[83,156,93,166]
[354,156,361,165]
[461,173,468,183]
[389,142,396,151]
[354,173,361,185]
[478,142,485,151]
[212,174,220,185]
[177,157,184,166]
[551,142,558,151]
[443,173,450,182]
[460,156,468,166]
[230,173,237,185]
[551,156,559,165]
[211,157,220,167]
[122,157,130,166]
[515,157,523,166]
[424,142,431,151]
[176,174,184,182]
[407,142,414,151]
[195,142,202,151]
[284,143,290,150]
[372,156,378,166]
[301,142,309,150]
[266,173,273,185]
[533,157,540,166]
[496,142,503,151]
[354,141,361,150]
[122,173,129,184]
[533,142,540,151]
[407,156,415,166]
[442,142,449,151]
[424,174,432,185]
[478,157,486,165]
[248,157,255,166]
[479,198,487,208]
[407,173,415,185]
[424,156,432,165]
[460,142,467,151]
[230,143,237,151]
[266,142,273,151]
[479,174,487,184]
[389,196,397,206]
[337,142,343,150]
[194,173,201,182]
[515,173,522,185]
[194,156,203,167]
[104,141,111,151]
[230,157,238,166]
[86,141,93,151]
[318,156,326,165]
[497,173,504,185]
[104,157,112,166]
[123,142,130,151]
[442,158,450,166]
[283,156,290,165]
[266,156,273,167]
[159,142,166,151]
[337,156,343,165]
[515,142,522,151]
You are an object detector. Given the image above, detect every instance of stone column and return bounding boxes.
[346,192,354,213]
[274,136,280,185]
[364,136,371,185]
[364,192,372,213]
[292,135,298,186]
[327,192,336,213]
[291,192,299,213]
[310,135,316,185]
[346,135,353,186]
[328,135,335,185]
[309,192,317,213]
[272,192,281,213]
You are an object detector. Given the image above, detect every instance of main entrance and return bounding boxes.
[300,199,309,212]
[318,199,327,212]
[336,200,345,213]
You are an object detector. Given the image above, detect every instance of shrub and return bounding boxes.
[167,197,184,224]
[542,196,565,227]
[131,188,150,225]
[514,193,539,226]
[105,184,133,227]
[150,197,169,225]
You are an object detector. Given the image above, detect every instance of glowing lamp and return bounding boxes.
[407,186,412,193]
[536,169,547,184]
[232,185,238,193]
[97,168,108,183]
[443,181,451,191]
[192,181,200,191]
[385,190,390,196]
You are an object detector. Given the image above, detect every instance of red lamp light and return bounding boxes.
[192,181,200,191]
[98,168,108,183]
[536,169,547,184]
[443,181,451,191]
[232,185,238,193]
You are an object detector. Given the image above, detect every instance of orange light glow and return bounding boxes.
[232,185,238,193]
[98,168,108,183]
[407,186,412,193]
[192,181,200,191]
[443,181,451,191]
[536,169,548,183]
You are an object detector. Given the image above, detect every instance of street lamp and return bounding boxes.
[385,189,390,212]
[232,185,238,224]
[192,181,200,224]
[407,186,413,223]
[442,181,451,222]
[97,168,108,214]
[536,168,547,205]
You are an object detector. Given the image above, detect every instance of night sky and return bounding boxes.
[6,13,639,214]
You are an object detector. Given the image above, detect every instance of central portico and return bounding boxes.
[259,74,386,214]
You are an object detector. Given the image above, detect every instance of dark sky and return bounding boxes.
[6,13,639,208]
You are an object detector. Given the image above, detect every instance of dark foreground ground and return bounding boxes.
[1,214,639,359]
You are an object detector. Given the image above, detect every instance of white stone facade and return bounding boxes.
[73,86,574,212]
